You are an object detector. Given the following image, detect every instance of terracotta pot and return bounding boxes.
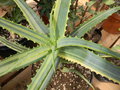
[88,73,120,90]
[102,13,120,34]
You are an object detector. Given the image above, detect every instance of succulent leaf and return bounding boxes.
[0,0,120,88]
[57,37,120,59]
[0,17,50,45]
[0,36,28,53]
[28,52,59,90]
[0,46,50,76]
[50,0,71,40]
[13,0,49,35]
[59,46,120,84]
[71,6,120,37]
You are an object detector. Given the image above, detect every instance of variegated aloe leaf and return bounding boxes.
[0,18,51,45]
[57,37,120,59]
[71,6,120,37]
[59,46,120,83]
[50,0,71,40]
[0,47,50,76]
[28,52,59,90]
[0,36,28,53]
[112,45,120,51]
[13,0,49,34]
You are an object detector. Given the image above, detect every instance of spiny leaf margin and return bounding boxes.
[28,52,59,90]
[57,37,120,59]
[50,0,71,40]
[0,17,50,45]
[59,46,120,84]
[0,36,28,53]
[71,6,120,37]
[13,0,49,34]
[0,46,50,76]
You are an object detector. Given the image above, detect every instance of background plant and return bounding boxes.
[34,0,55,18]
[0,0,15,7]
[5,6,25,23]
[0,0,120,90]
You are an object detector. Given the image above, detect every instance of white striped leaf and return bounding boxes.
[59,46,120,83]
[71,6,120,37]
[13,0,49,34]
[50,0,71,40]
[28,52,59,90]
[0,36,28,53]
[0,47,50,76]
[57,37,120,59]
[0,18,50,45]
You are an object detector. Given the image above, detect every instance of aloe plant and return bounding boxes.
[0,0,120,89]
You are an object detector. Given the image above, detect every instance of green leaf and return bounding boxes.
[59,46,120,84]
[0,47,50,76]
[57,37,120,59]
[50,0,71,40]
[0,0,15,6]
[28,52,59,90]
[103,0,114,5]
[86,1,96,7]
[0,17,50,45]
[71,6,120,37]
[0,36,28,53]
[13,0,49,34]
[112,45,120,51]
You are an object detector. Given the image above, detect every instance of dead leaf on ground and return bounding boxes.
[26,0,37,10]
[0,8,7,17]
[78,0,89,6]
[0,6,13,17]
